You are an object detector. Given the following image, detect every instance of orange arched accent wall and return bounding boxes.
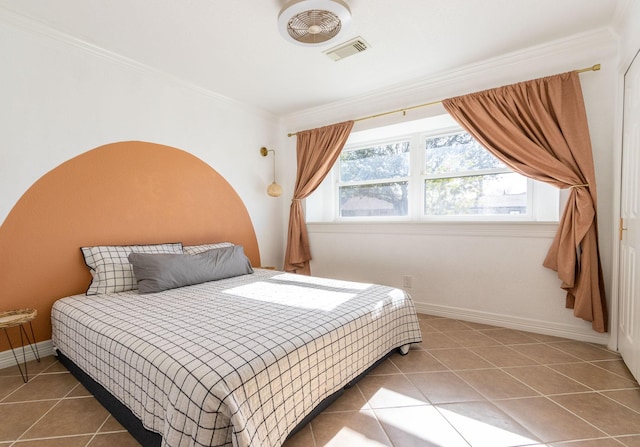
[0,141,260,349]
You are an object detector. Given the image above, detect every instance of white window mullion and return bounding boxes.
[409,134,421,219]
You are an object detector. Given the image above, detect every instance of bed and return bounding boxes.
[2,141,421,446]
[51,243,422,447]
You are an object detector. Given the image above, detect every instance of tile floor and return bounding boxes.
[1,314,639,447]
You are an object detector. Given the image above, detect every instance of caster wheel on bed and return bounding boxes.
[398,344,410,355]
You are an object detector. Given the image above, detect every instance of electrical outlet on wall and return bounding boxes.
[402,275,412,289]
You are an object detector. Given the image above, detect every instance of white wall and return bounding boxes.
[0,8,286,267]
[1,5,629,345]
[280,29,620,344]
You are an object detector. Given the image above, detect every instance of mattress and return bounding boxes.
[51,269,422,447]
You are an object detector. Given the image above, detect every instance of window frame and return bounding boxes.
[335,135,415,221]
[418,129,534,222]
[306,117,559,224]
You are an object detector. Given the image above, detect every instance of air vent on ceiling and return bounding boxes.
[324,37,370,61]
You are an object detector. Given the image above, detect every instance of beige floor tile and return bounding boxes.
[408,341,424,351]
[420,332,461,349]
[601,388,640,412]
[457,320,500,330]
[418,320,441,333]
[388,350,448,373]
[503,365,590,395]
[550,362,639,391]
[510,343,582,364]
[495,397,606,442]
[436,401,541,447]
[456,369,539,400]
[3,372,79,402]
[592,359,638,381]
[0,400,56,441]
[283,423,315,447]
[429,348,494,370]
[367,358,401,375]
[88,432,142,447]
[10,435,93,446]
[0,356,58,378]
[480,328,539,345]
[1,319,636,447]
[0,375,27,401]
[550,439,628,447]
[41,361,71,374]
[311,410,391,447]
[416,313,440,320]
[324,385,369,412]
[446,330,501,347]
[98,415,126,432]
[549,341,621,361]
[67,382,93,398]
[519,332,570,343]
[407,371,484,404]
[551,392,640,436]
[375,405,469,447]
[425,318,472,332]
[469,346,539,367]
[356,374,428,409]
[22,397,110,439]
[616,434,640,446]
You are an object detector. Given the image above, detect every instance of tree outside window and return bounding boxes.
[423,132,527,216]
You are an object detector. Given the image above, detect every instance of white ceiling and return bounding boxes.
[0,0,625,116]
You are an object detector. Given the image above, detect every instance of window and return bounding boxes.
[306,115,559,223]
[422,131,528,217]
[339,141,410,217]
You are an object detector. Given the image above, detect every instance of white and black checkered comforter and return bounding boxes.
[51,269,422,447]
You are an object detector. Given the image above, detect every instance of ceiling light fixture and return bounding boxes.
[278,0,351,46]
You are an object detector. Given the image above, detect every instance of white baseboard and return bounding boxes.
[0,339,55,370]
[413,302,611,346]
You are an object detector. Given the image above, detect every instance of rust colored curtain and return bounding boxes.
[284,121,354,274]
[442,71,607,332]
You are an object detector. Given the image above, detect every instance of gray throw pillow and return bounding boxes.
[128,245,253,294]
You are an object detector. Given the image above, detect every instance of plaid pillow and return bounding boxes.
[183,242,234,255]
[81,243,183,295]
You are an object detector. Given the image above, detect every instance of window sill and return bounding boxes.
[306,221,559,238]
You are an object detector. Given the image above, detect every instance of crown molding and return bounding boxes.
[0,6,278,121]
[284,27,618,127]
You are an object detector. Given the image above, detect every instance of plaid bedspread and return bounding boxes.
[51,269,422,447]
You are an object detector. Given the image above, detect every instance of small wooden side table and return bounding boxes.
[0,308,41,382]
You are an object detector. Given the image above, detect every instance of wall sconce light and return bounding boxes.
[260,147,283,197]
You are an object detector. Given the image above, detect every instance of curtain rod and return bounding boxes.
[286,63,601,137]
